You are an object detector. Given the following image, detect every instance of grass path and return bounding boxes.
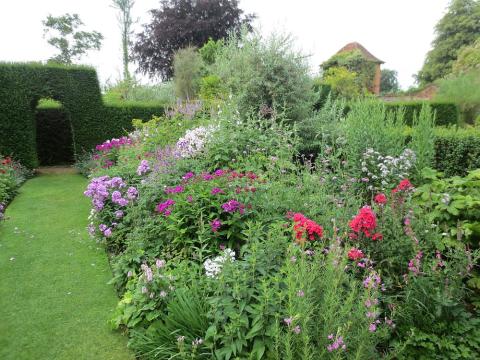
[0,173,133,360]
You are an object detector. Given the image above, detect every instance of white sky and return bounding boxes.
[0,0,450,89]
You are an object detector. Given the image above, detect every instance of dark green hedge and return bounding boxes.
[433,129,480,177]
[385,101,459,126]
[0,63,164,167]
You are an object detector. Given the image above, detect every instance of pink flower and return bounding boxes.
[211,187,224,195]
[374,193,387,205]
[347,248,364,261]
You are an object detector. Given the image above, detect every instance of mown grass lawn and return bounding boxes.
[0,172,133,360]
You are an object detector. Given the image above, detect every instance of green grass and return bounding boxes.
[0,173,133,360]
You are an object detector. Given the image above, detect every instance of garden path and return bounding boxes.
[0,172,133,360]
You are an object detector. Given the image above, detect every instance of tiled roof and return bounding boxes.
[336,42,384,63]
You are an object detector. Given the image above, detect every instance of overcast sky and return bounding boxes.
[0,0,450,89]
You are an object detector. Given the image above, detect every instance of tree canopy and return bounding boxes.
[132,0,255,80]
[43,13,103,65]
[417,0,480,84]
[380,69,400,94]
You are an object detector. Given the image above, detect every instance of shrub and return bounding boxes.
[211,29,313,123]
[385,101,459,126]
[173,47,204,100]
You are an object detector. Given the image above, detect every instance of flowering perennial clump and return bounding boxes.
[348,248,364,260]
[327,334,346,352]
[137,159,150,176]
[361,148,416,191]
[291,213,323,245]
[349,206,382,240]
[204,248,236,278]
[95,137,132,152]
[156,199,175,217]
[175,125,218,158]
[84,176,137,211]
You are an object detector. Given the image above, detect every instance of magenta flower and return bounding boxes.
[211,187,224,195]
[211,219,222,232]
[202,173,214,181]
[127,187,138,200]
[104,228,112,237]
[214,169,225,177]
[156,199,175,216]
[182,172,195,181]
[221,199,243,213]
[165,185,184,194]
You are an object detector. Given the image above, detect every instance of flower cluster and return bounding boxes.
[95,137,132,152]
[221,199,245,214]
[84,176,137,211]
[165,99,203,120]
[291,213,323,245]
[408,251,423,275]
[361,148,416,191]
[204,248,236,278]
[347,248,364,260]
[156,199,175,217]
[327,334,346,352]
[392,178,414,194]
[136,159,150,176]
[175,125,218,158]
[349,206,382,240]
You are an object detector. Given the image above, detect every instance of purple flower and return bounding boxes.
[99,224,107,232]
[369,323,377,332]
[214,169,225,177]
[211,187,224,195]
[202,173,214,181]
[221,199,242,213]
[104,228,112,237]
[115,210,124,219]
[283,317,293,326]
[87,223,95,235]
[127,187,138,200]
[187,195,193,202]
[111,190,122,202]
[165,185,184,194]
[137,160,150,176]
[156,199,175,216]
[141,264,153,282]
[211,219,222,232]
[292,326,301,334]
[182,172,195,181]
[155,259,166,268]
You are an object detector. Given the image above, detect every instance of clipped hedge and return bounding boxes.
[433,128,480,177]
[0,63,165,167]
[385,101,459,126]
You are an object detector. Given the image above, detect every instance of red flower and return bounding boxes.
[371,233,383,241]
[374,193,387,205]
[292,213,323,245]
[392,179,414,194]
[349,206,377,239]
[348,248,364,260]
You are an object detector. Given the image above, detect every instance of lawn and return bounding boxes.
[0,172,133,360]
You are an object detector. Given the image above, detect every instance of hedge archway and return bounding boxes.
[0,63,169,168]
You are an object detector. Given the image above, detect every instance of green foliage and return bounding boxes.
[321,49,377,93]
[433,127,480,176]
[0,62,167,168]
[111,0,135,80]
[380,68,400,94]
[199,75,226,107]
[385,101,459,126]
[452,39,480,74]
[103,80,176,105]
[410,105,435,173]
[43,13,103,64]
[199,38,224,65]
[322,66,364,99]
[173,47,204,100]
[436,69,480,123]
[417,0,480,83]
[211,30,313,123]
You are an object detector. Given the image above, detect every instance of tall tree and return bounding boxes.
[417,0,480,84]
[43,13,103,65]
[380,69,400,94]
[112,0,135,80]
[133,0,255,80]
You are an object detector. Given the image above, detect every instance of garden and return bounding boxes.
[1,1,480,359]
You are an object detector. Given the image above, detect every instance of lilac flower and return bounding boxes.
[187,195,193,202]
[283,317,293,326]
[136,160,150,176]
[211,219,222,232]
[115,210,124,219]
[127,187,138,200]
[175,125,218,158]
[112,191,122,202]
[99,224,108,232]
[369,323,377,332]
[104,228,112,237]
[87,223,95,236]
[292,326,301,334]
[117,198,129,207]
[141,264,153,282]
[155,259,166,269]
[327,335,346,352]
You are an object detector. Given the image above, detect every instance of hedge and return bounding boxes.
[0,63,164,168]
[385,101,459,126]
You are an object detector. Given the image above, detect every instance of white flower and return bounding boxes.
[204,248,236,278]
